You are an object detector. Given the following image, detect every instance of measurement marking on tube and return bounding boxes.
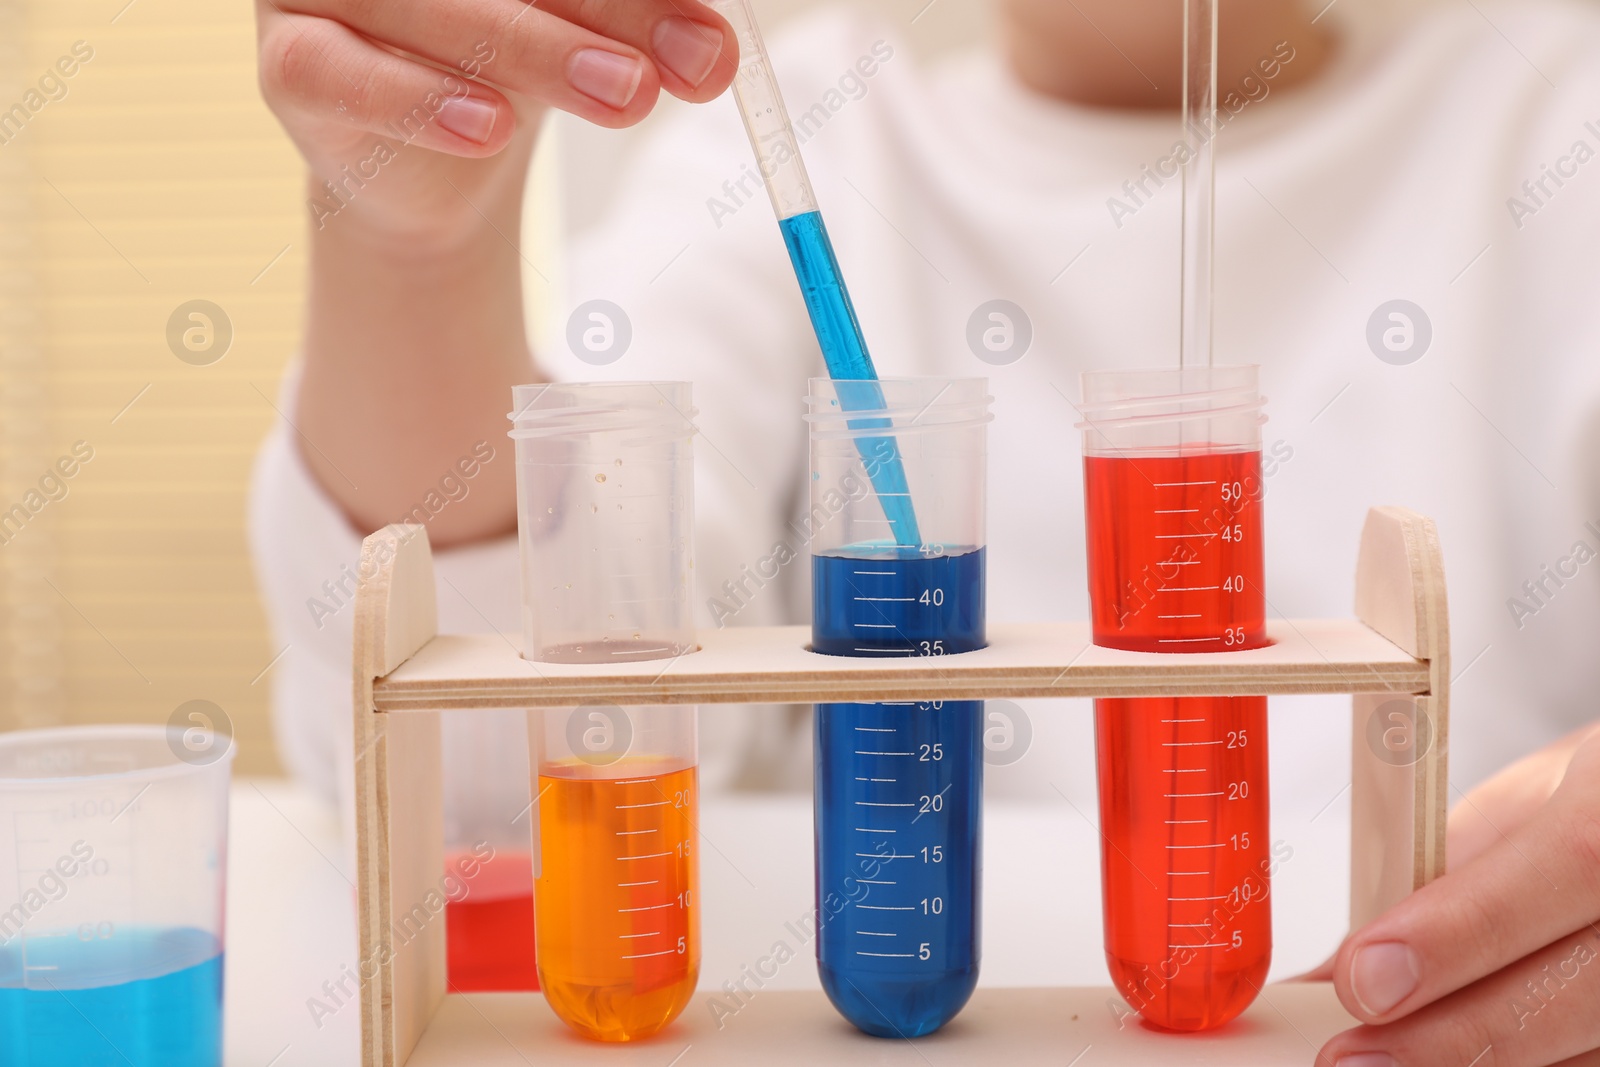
[854,570,896,576]
[880,701,916,706]
[1172,896,1228,901]
[854,751,913,757]
[857,905,915,911]
[1161,587,1221,593]
[618,932,660,938]
[1163,741,1223,747]
[615,778,657,785]
[856,931,896,937]
[855,853,915,859]
[855,802,915,807]
[852,648,907,653]
[621,949,679,959]
[1162,769,1206,774]
[1154,533,1218,539]
[1167,871,1211,876]
[856,827,896,833]
[616,829,657,835]
[1167,843,1226,850]
[1158,614,1203,619]
[855,727,896,733]
[1162,719,1206,723]
[1166,820,1207,825]
[1154,481,1218,487]
[1165,794,1226,800]
[854,778,897,783]
[854,623,897,629]
[857,879,896,886]
[618,880,658,887]
[1170,923,1213,928]
[618,902,676,912]
[615,801,669,809]
[857,952,915,958]
[1153,509,1200,514]
[1157,637,1222,644]
[1171,942,1230,949]
[855,597,915,602]
[617,852,673,860]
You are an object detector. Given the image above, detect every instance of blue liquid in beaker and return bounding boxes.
[780,211,921,551]
[0,926,223,1067]
[811,548,984,1037]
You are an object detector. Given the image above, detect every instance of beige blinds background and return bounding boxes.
[1,0,304,774]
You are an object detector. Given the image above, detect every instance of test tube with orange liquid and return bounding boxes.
[531,707,699,1040]
[1079,366,1273,1031]
[509,382,701,1042]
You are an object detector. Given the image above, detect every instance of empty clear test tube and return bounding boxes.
[509,383,700,1042]
[806,378,991,1038]
[1079,366,1272,1031]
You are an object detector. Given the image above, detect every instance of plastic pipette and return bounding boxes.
[707,0,921,550]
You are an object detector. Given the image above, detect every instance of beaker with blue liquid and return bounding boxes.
[806,377,991,1038]
[0,724,233,1067]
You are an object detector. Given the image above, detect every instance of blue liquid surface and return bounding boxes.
[812,548,984,1038]
[780,210,921,549]
[0,927,223,1067]
[811,548,986,656]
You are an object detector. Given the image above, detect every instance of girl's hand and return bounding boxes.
[255,0,738,240]
[1317,723,1600,1067]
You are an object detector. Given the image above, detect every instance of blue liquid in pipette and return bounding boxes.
[0,927,223,1067]
[811,547,983,1038]
[780,211,922,550]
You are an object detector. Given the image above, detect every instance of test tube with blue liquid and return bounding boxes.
[806,378,992,1037]
[708,0,921,550]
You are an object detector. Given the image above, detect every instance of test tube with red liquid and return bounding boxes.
[1079,366,1272,1031]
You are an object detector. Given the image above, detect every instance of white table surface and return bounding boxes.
[224,780,1353,1067]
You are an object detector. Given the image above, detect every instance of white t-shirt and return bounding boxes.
[251,0,1600,840]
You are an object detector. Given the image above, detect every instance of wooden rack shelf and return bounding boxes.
[375,619,1429,710]
[353,506,1451,1067]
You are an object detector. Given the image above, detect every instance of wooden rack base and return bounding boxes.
[404,985,1357,1066]
[354,506,1450,1066]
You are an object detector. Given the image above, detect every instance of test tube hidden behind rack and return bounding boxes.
[709,0,922,551]
[806,377,992,1038]
[508,382,701,1042]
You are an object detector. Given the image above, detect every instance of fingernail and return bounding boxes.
[1335,1055,1397,1067]
[436,96,498,145]
[652,16,722,88]
[568,48,643,110]
[1350,941,1421,1017]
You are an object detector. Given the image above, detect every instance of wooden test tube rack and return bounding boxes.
[353,505,1449,1066]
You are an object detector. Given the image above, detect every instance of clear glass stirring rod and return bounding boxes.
[1180,0,1218,372]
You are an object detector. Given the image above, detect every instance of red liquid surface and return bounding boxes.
[445,850,540,992]
[1084,450,1272,1030]
[1084,451,1265,651]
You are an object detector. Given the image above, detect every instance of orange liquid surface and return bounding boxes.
[445,850,539,992]
[535,762,699,1042]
